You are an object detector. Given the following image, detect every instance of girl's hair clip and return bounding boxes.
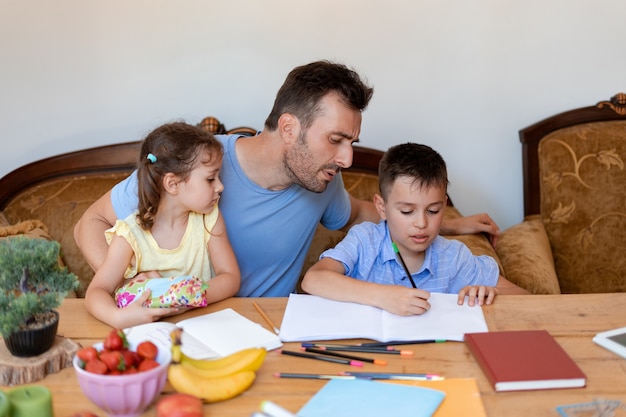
[147,153,157,164]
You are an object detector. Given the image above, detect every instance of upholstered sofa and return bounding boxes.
[494,93,626,294]
[0,117,536,297]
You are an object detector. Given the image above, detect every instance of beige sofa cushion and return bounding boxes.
[538,121,626,293]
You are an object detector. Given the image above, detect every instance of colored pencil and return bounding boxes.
[253,301,280,335]
[301,342,395,351]
[392,242,417,288]
[315,345,414,356]
[278,349,364,367]
[302,347,387,366]
[359,339,447,347]
[339,371,444,381]
[273,372,360,380]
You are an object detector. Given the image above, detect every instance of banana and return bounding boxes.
[181,348,267,378]
[168,363,256,402]
[170,328,267,376]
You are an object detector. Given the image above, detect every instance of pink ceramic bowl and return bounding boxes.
[73,341,171,417]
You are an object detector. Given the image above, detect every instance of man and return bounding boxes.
[74,60,500,297]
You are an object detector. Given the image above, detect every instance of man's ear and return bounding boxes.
[163,173,180,194]
[277,113,301,145]
[373,193,387,220]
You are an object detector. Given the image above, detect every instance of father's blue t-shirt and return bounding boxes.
[111,134,351,297]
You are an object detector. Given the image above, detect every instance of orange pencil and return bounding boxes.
[253,301,280,335]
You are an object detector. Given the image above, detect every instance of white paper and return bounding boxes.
[279,293,488,342]
[124,308,283,359]
[177,308,283,357]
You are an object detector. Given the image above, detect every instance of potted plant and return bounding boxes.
[0,236,79,357]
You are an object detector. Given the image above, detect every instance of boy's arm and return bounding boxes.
[73,190,118,271]
[301,257,431,316]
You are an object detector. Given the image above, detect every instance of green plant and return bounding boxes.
[0,236,79,337]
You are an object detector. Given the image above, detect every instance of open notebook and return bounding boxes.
[279,293,488,342]
[124,308,283,359]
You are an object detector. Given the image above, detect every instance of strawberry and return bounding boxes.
[136,341,159,360]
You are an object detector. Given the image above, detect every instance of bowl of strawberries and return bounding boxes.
[73,329,170,417]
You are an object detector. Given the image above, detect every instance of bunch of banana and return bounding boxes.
[167,328,266,402]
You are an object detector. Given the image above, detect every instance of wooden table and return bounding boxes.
[3,293,626,416]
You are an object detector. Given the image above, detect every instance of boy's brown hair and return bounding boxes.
[378,142,449,199]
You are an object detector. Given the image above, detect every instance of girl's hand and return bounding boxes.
[117,290,181,327]
[457,285,498,306]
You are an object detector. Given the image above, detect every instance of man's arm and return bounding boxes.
[439,213,501,247]
[73,190,118,272]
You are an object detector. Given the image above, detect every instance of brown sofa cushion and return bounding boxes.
[496,215,561,294]
[538,121,626,293]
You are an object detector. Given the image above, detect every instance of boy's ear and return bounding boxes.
[277,113,301,145]
[373,193,387,220]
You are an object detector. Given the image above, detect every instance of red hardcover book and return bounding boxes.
[464,330,586,392]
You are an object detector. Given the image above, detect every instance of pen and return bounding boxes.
[315,346,414,356]
[274,372,360,380]
[253,301,280,335]
[359,339,447,347]
[302,347,387,366]
[392,242,417,288]
[279,349,364,367]
[260,400,298,417]
[339,371,444,381]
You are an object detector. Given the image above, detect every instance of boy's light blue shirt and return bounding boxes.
[111,134,351,297]
[320,220,499,293]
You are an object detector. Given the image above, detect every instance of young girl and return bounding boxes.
[85,122,240,328]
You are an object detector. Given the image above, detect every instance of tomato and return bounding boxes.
[99,350,124,372]
[76,346,99,363]
[84,358,108,375]
[103,329,128,351]
[136,341,158,360]
[137,358,160,372]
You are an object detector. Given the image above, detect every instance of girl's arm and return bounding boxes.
[205,212,241,302]
[85,235,177,328]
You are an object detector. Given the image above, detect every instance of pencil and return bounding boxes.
[392,242,417,288]
[273,372,360,380]
[278,349,364,367]
[359,339,447,347]
[302,347,387,366]
[339,371,444,381]
[317,346,414,356]
[253,301,280,335]
[301,342,395,351]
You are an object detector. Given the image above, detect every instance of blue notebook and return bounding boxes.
[297,378,445,417]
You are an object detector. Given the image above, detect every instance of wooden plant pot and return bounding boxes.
[3,310,59,357]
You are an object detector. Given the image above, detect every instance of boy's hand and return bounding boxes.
[458,285,498,306]
[378,287,431,316]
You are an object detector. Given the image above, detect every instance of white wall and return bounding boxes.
[1,0,624,230]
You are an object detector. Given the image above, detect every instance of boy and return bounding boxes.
[301,143,529,316]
